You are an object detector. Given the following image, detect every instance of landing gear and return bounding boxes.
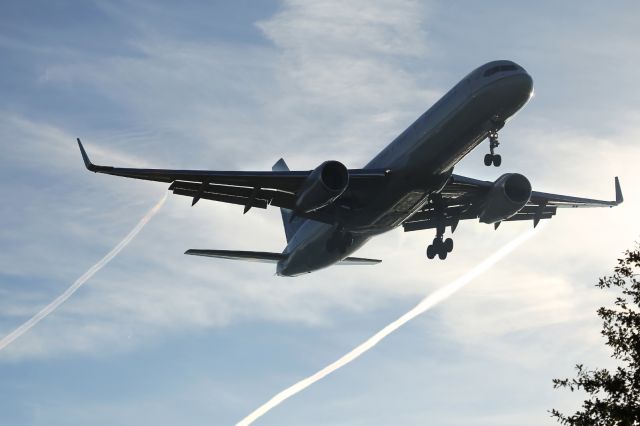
[426,214,454,260]
[484,153,501,167]
[426,244,436,259]
[426,237,453,260]
[424,195,456,261]
[484,129,502,167]
[443,237,453,253]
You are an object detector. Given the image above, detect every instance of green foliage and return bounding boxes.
[551,245,640,425]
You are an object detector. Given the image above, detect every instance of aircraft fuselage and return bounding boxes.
[277,60,533,276]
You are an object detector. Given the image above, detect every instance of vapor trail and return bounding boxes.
[237,225,543,425]
[0,193,168,352]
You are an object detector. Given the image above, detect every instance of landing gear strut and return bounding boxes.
[426,224,454,260]
[484,129,502,167]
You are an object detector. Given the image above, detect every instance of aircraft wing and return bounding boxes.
[77,139,387,223]
[403,173,623,232]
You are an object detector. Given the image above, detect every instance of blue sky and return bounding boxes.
[1,1,639,425]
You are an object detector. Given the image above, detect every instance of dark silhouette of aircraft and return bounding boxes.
[78,60,623,276]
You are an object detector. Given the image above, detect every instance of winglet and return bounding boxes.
[615,176,623,205]
[77,138,97,172]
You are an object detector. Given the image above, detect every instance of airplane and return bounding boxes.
[77,60,623,276]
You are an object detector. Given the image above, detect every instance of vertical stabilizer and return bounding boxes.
[272,158,304,242]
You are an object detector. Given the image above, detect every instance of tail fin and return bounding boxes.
[272,158,304,242]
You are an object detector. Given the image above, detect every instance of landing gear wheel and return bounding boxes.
[426,245,435,259]
[427,214,454,260]
[437,249,447,260]
[430,238,449,260]
[484,154,502,167]
[444,238,453,253]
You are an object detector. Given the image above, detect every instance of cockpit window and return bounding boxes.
[483,64,519,77]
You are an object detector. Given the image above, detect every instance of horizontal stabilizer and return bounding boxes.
[185,250,381,266]
[338,257,382,265]
[185,249,284,263]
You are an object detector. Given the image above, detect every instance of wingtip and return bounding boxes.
[77,138,95,171]
[615,176,623,205]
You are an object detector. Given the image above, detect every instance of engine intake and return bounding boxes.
[295,161,349,213]
[478,173,532,223]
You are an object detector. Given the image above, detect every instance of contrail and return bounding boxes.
[237,225,543,425]
[0,192,168,352]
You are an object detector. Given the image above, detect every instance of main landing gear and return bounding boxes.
[425,194,455,260]
[426,228,454,260]
[484,129,502,167]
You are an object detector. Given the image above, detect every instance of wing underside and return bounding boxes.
[77,139,388,224]
[78,139,621,238]
[403,173,623,232]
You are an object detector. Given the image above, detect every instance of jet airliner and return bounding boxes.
[78,60,623,276]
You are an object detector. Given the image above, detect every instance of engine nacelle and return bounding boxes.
[478,173,532,224]
[295,161,349,213]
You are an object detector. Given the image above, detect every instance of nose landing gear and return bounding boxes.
[484,129,502,167]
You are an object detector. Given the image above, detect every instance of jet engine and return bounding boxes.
[478,173,532,223]
[295,161,349,213]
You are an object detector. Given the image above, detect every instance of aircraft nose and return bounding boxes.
[517,72,534,96]
[500,71,534,105]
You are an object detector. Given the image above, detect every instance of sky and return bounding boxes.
[1,1,639,425]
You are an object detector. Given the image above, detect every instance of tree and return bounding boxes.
[551,245,640,425]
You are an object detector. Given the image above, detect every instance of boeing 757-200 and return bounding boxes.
[77,60,623,276]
